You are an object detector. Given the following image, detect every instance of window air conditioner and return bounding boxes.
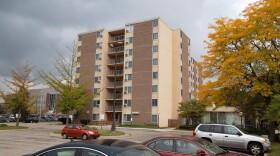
[98,69,101,72]
[124,91,127,94]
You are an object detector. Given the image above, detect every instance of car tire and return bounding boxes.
[249,142,263,155]
[62,133,68,139]
[82,134,88,140]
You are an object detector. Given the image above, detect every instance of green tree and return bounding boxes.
[39,45,93,124]
[178,100,206,126]
[200,0,280,141]
[0,63,36,126]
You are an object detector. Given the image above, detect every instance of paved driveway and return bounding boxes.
[0,122,192,156]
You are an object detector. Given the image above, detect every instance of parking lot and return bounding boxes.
[0,122,192,156]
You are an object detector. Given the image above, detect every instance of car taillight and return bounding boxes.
[193,131,196,136]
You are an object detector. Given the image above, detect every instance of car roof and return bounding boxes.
[142,135,197,144]
[32,139,143,155]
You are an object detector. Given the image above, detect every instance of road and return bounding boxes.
[0,122,192,156]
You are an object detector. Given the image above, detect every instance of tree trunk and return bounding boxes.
[16,109,21,127]
[66,112,69,125]
[269,121,276,142]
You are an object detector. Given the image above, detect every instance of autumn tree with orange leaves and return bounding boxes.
[200,0,280,141]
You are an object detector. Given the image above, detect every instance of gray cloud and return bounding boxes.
[0,0,257,90]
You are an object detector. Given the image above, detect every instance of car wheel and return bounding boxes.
[249,142,263,155]
[82,134,88,140]
[62,133,68,139]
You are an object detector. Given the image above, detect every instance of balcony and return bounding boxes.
[105,105,122,112]
[109,35,124,43]
[108,46,124,55]
[106,93,123,100]
[107,58,124,66]
[107,70,123,78]
[107,82,123,88]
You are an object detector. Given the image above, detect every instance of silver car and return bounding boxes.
[193,124,271,155]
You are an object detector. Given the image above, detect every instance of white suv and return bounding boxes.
[193,124,271,155]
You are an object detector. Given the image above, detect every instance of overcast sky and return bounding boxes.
[0,0,257,92]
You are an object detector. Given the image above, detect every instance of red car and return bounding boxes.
[61,124,100,140]
[143,136,250,156]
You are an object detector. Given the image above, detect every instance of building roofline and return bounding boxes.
[125,17,160,26]
[78,28,104,36]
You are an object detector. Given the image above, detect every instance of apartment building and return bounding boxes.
[76,18,202,127]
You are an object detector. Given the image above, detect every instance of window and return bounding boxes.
[94,88,100,94]
[152,99,158,106]
[152,85,158,92]
[77,46,81,51]
[126,25,134,33]
[153,45,158,52]
[94,76,101,83]
[152,72,158,79]
[92,114,99,121]
[95,53,102,60]
[39,148,77,156]
[96,42,102,49]
[153,33,158,40]
[224,126,240,135]
[152,115,158,123]
[96,31,103,38]
[152,58,158,65]
[75,79,79,84]
[198,125,210,132]
[152,19,158,27]
[92,100,100,107]
[81,149,105,156]
[209,125,223,133]
[123,114,132,122]
[176,140,201,154]
[77,56,80,62]
[95,65,101,72]
[124,86,132,94]
[148,139,173,152]
[124,74,132,81]
[126,37,133,44]
[125,61,133,68]
[78,35,82,41]
[76,67,80,73]
[124,99,132,107]
[125,49,133,56]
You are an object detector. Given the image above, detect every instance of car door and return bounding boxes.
[147,138,176,156]
[175,139,207,156]
[67,125,75,137]
[208,125,224,146]
[223,126,245,149]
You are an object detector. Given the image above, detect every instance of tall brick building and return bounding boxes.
[76,18,202,127]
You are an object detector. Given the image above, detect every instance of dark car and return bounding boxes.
[143,136,250,156]
[62,124,100,140]
[24,139,162,156]
[23,117,39,123]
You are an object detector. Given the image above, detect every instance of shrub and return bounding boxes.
[0,124,8,127]
[58,117,72,124]
[178,125,196,130]
[80,119,90,125]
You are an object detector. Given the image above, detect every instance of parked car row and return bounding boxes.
[24,123,265,156]
[0,117,16,123]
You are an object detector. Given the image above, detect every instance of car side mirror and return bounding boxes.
[196,150,206,156]
[237,132,242,136]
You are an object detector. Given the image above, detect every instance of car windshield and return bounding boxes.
[116,145,161,156]
[195,138,227,155]
[82,125,91,130]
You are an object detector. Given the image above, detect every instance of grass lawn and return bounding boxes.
[268,142,280,156]
[0,124,28,130]
[54,129,125,136]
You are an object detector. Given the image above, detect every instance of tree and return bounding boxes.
[178,100,206,126]
[200,0,280,141]
[39,44,93,125]
[0,63,36,126]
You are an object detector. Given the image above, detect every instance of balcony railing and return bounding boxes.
[106,94,123,99]
[108,58,124,65]
[109,35,124,43]
[105,106,122,111]
[108,46,124,54]
[107,82,123,88]
[107,70,123,76]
